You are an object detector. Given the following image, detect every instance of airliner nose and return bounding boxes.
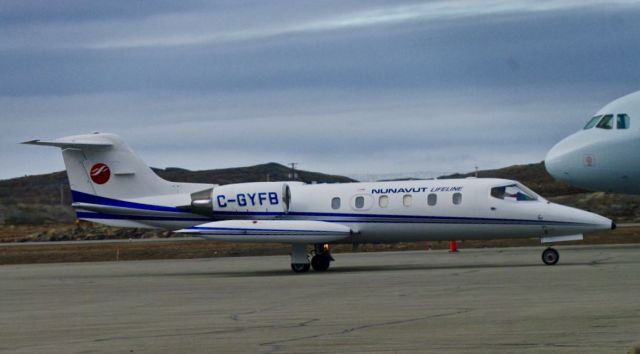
[544,140,572,183]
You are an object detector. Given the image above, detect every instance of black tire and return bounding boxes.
[291,263,310,273]
[542,248,559,265]
[311,254,331,272]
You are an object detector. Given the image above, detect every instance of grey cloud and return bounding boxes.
[2,0,635,50]
[2,1,640,180]
[2,4,639,97]
[0,0,221,25]
[3,86,626,179]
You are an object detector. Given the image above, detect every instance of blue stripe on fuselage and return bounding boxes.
[71,190,590,227]
[71,190,192,213]
[75,211,588,227]
[76,211,209,221]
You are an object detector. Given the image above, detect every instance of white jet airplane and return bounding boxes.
[25,133,614,272]
[546,90,640,193]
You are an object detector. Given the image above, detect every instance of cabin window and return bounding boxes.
[331,197,341,209]
[452,193,462,205]
[583,115,602,129]
[378,195,389,208]
[596,114,614,129]
[491,184,537,201]
[351,195,373,210]
[427,193,437,206]
[617,114,630,129]
[403,194,412,207]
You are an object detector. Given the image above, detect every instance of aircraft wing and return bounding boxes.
[176,220,352,243]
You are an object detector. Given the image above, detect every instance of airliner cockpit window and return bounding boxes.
[583,115,602,129]
[596,114,614,129]
[491,184,537,201]
[617,114,630,129]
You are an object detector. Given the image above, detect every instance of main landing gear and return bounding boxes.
[311,244,334,272]
[542,247,559,265]
[291,263,310,272]
[290,244,334,273]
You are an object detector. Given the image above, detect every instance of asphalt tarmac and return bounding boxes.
[1,245,639,353]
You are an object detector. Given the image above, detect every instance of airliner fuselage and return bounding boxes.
[546,90,640,193]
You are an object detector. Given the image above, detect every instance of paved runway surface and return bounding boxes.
[1,245,639,353]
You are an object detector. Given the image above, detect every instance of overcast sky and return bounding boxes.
[2,0,640,181]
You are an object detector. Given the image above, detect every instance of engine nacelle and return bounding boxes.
[190,182,303,215]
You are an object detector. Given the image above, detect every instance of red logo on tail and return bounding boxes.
[90,163,111,184]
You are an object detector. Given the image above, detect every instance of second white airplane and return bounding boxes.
[546,90,640,193]
[25,133,614,272]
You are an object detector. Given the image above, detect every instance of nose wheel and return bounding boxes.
[542,247,559,265]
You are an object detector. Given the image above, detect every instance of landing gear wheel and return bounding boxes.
[311,254,331,272]
[291,263,310,273]
[542,247,559,265]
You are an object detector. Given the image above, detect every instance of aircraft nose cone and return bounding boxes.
[576,211,613,234]
[547,202,613,235]
[544,141,571,183]
[589,213,614,233]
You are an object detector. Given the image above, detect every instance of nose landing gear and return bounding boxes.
[542,247,559,265]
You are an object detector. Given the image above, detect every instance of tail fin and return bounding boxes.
[23,132,184,200]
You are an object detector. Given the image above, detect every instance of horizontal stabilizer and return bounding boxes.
[22,137,113,149]
[176,220,352,243]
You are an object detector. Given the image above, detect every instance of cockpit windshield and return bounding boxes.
[491,184,538,201]
[583,115,602,129]
[596,114,614,129]
[584,113,630,130]
[617,114,630,129]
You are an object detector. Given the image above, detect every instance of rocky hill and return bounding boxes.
[155,162,354,185]
[0,163,354,225]
[0,162,354,207]
[2,161,640,243]
[440,161,586,197]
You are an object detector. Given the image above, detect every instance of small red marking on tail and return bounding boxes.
[90,163,111,184]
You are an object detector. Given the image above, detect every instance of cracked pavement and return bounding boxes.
[1,245,639,353]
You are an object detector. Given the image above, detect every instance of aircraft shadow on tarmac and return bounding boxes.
[59,252,635,280]
[127,260,612,279]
